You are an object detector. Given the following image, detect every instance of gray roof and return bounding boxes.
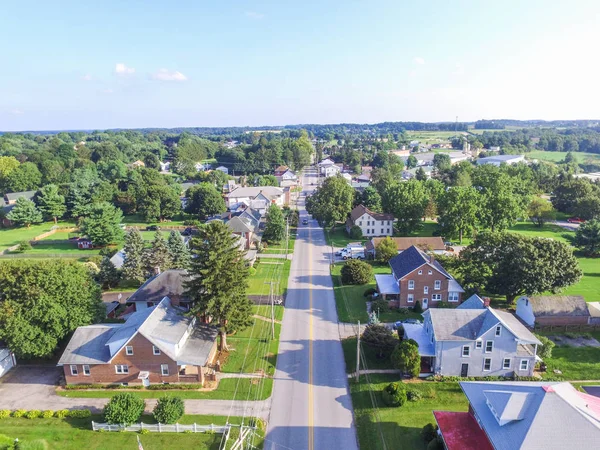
[476,155,524,165]
[226,216,255,233]
[4,190,37,202]
[524,295,590,317]
[58,325,121,364]
[127,270,190,304]
[105,301,119,315]
[225,186,284,200]
[461,381,600,450]
[425,307,541,344]
[457,294,486,310]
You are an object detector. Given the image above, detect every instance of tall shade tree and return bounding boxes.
[167,230,191,269]
[361,186,382,212]
[36,184,66,223]
[385,179,429,235]
[406,155,418,169]
[185,221,253,350]
[574,219,600,256]
[375,236,398,263]
[263,204,286,244]
[146,231,172,273]
[184,183,226,220]
[6,197,43,228]
[80,202,124,246]
[306,174,355,228]
[5,162,42,192]
[0,156,20,192]
[460,232,582,304]
[437,186,481,244]
[528,197,555,228]
[0,260,103,358]
[122,229,147,283]
[432,153,451,172]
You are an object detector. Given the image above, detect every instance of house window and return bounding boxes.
[115,365,129,374]
[359,221,362,226]
[408,280,415,290]
[387,221,391,225]
[485,341,493,353]
[125,346,133,356]
[161,364,169,376]
[483,358,492,371]
[387,228,390,234]
[495,326,502,337]
[462,346,470,357]
[407,294,414,303]
[448,292,459,302]
[418,270,423,275]
[428,270,432,275]
[520,360,529,371]
[70,365,78,376]
[475,340,482,349]
[381,229,384,234]
[432,294,441,301]
[424,286,429,294]
[372,229,375,235]
[153,346,161,355]
[503,358,511,370]
[83,365,90,376]
[434,280,441,290]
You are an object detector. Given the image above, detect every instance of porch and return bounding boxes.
[374,274,399,302]
[402,322,435,376]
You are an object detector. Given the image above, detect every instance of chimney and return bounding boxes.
[483,297,491,308]
[429,253,435,264]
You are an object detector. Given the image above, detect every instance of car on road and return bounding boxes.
[567,217,585,224]
[444,241,455,246]
[302,218,309,225]
[146,225,160,231]
[181,227,193,236]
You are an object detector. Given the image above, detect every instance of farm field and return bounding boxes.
[527,150,600,164]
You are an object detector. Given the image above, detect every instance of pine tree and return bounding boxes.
[6,197,43,228]
[122,229,146,283]
[167,230,191,269]
[36,184,66,223]
[146,231,172,274]
[263,204,286,243]
[185,221,253,350]
[97,256,121,289]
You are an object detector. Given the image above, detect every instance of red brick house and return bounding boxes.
[58,298,218,386]
[375,245,464,309]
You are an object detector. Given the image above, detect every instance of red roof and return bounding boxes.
[433,411,493,450]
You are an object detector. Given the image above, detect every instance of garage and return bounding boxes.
[0,348,16,378]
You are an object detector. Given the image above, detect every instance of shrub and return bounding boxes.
[41,410,54,419]
[397,308,411,316]
[103,393,145,425]
[153,396,184,424]
[248,267,257,276]
[68,409,91,419]
[421,423,438,443]
[535,334,555,359]
[146,383,202,390]
[436,301,455,309]
[340,260,373,285]
[12,410,27,418]
[24,410,41,419]
[371,298,389,315]
[0,434,13,449]
[364,288,377,297]
[381,382,407,407]
[391,339,420,378]
[397,324,404,341]
[139,429,150,435]
[413,300,423,314]
[349,225,363,240]
[407,388,423,402]
[15,440,48,450]
[248,417,266,431]
[15,241,32,253]
[54,410,69,419]
[0,410,10,419]
[361,324,398,358]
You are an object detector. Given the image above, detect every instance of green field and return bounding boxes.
[0,221,76,251]
[405,131,465,144]
[527,150,600,164]
[247,260,291,296]
[225,317,281,376]
[0,414,261,450]
[342,337,397,373]
[508,222,574,244]
[560,257,600,300]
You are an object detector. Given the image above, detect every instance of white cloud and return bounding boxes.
[115,63,135,76]
[413,57,425,65]
[151,68,188,82]
[10,108,24,115]
[81,74,93,81]
[453,63,465,75]
[102,88,114,94]
[409,70,417,78]
[245,11,264,19]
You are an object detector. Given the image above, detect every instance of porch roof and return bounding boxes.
[374,274,399,295]
[402,323,435,356]
[433,411,493,450]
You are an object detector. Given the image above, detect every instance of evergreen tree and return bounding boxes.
[122,229,146,283]
[185,221,253,350]
[79,202,124,246]
[167,230,191,269]
[6,197,43,228]
[97,256,121,289]
[263,204,286,243]
[36,184,66,223]
[147,231,172,273]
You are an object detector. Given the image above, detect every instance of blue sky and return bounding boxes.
[2,0,599,131]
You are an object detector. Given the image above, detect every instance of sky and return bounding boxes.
[1,0,600,131]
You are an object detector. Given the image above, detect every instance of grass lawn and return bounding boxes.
[507,221,574,245]
[247,260,291,296]
[342,337,397,373]
[56,377,273,400]
[253,304,285,321]
[350,375,468,450]
[225,317,281,376]
[535,331,600,381]
[261,231,297,254]
[0,414,261,450]
[527,150,600,164]
[0,221,75,251]
[324,225,366,248]
[560,256,600,299]
[121,214,189,227]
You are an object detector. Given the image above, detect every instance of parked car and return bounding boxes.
[146,225,160,231]
[402,318,420,324]
[181,227,193,236]
[444,241,455,246]
[302,218,309,225]
[567,217,585,224]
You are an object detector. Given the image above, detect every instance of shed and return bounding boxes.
[516,295,590,327]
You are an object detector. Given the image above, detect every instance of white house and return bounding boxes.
[215,166,229,175]
[345,204,395,237]
[224,186,288,212]
[159,161,171,172]
[318,158,342,177]
[0,348,16,379]
[476,155,525,166]
[273,165,298,186]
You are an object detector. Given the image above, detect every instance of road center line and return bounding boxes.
[308,203,315,450]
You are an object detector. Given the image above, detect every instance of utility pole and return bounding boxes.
[355,320,361,382]
[264,281,279,339]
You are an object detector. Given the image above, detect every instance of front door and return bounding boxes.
[461,363,469,377]
[422,298,428,309]
[142,377,150,387]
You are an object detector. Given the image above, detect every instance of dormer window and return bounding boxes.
[495,325,502,337]
[418,270,422,275]
[125,346,133,356]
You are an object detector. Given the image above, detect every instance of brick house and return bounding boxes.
[345,204,395,238]
[58,298,218,386]
[375,245,464,309]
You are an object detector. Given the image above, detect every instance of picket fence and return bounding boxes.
[91,421,230,434]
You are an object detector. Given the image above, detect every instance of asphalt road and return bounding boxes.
[265,169,358,450]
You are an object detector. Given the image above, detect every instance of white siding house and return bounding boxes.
[346,204,394,237]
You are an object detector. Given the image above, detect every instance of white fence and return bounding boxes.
[91,421,230,433]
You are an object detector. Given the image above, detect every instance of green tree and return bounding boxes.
[391,339,420,378]
[6,197,43,228]
[185,183,226,220]
[122,229,147,283]
[341,260,373,285]
[263,204,286,244]
[0,260,103,358]
[36,184,66,223]
[528,197,555,228]
[574,219,600,256]
[535,334,555,359]
[167,230,191,269]
[385,180,429,234]
[140,185,181,222]
[437,186,481,244]
[361,324,398,358]
[80,202,124,246]
[306,175,355,228]
[460,232,582,304]
[0,156,20,192]
[147,231,172,273]
[153,396,185,424]
[185,221,253,350]
[103,392,145,426]
[349,225,363,239]
[97,256,121,289]
[406,155,418,169]
[415,167,427,181]
[361,186,382,212]
[376,236,398,263]
[5,162,42,192]
[433,153,451,172]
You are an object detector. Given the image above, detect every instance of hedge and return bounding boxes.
[63,383,202,391]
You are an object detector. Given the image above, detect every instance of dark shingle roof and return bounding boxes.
[389,245,449,280]
[127,270,190,304]
[349,204,394,222]
[526,296,590,317]
[4,190,37,202]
